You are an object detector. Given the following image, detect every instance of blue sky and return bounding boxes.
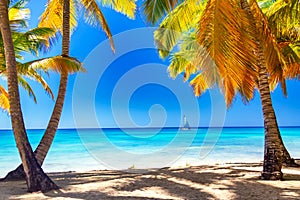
[0,0,300,129]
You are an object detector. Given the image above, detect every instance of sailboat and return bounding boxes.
[180,115,191,130]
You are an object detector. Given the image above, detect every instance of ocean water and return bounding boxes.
[0,127,300,177]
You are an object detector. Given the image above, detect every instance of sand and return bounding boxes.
[1,163,300,200]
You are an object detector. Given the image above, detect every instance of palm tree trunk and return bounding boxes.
[240,0,283,180]
[35,73,68,164]
[34,0,70,166]
[62,0,70,56]
[35,0,70,164]
[258,63,283,180]
[0,0,58,192]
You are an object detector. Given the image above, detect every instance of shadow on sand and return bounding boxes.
[2,164,300,200]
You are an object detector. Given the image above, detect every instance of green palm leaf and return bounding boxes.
[81,0,115,52]
[168,32,199,80]
[22,55,85,74]
[16,62,54,100]
[8,0,30,30]
[282,42,300,79]
[154,0,205,58]
[12,27,56,55]
[266,0,300,41]
[142,0,182,24]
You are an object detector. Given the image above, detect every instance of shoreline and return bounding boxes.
[1,162,300,200]
[0,159,266,179]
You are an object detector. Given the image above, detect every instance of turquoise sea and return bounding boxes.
[0,127,300,177]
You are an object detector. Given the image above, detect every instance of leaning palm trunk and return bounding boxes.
[35,73,68,164]
[0,0,58,192]
[0,0,71,181]
[258,60,283,180]
[36,0,70,165]
[253,0,297,168]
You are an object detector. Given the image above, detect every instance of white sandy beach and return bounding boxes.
[1,163,300,200]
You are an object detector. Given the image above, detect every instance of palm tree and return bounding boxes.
[241,0,285,179]
[262,0,300,166]
[2,0,137,180]
[164,0,299,167]
[144,0,299,179]
[0,0,59,192]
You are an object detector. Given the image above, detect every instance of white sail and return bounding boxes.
[181,115,191,130]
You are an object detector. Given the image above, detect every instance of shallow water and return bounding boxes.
[0,127,299,177]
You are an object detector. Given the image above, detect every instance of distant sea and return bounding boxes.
[1,127,300,177]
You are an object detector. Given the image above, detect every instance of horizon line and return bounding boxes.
[1,126,300,131]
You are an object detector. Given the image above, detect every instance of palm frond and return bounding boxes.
[196,0,259,106]
[8,0,29,30]
[111,0,136,19]
[0,85,9,113]
[282,42,300,79]
[169,52,198,81]
[142,0,182,24]
[258,0,275,13]
[9,0,28,9]
[0,37,5,67]
[81,0,115,52]
[17,75,37,103]
[39,0,78,34]
[16,63,54,100]
[190,73,209,96]
[13,27,56,55]
[266,0,300,42]
[168,32,199,80]
[22,55,85,74]
[154,0,205,58]
[168,31,222,100]
[189,59,221,97]
[99,0,137,19]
